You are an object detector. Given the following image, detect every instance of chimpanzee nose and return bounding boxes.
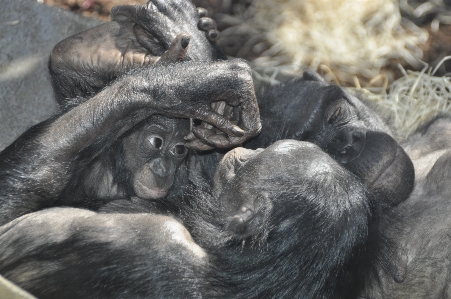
[150,157,173,177]
[328,128,366,164]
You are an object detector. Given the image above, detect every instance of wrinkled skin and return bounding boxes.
[0,59,259,225]
[50,0,225,107]
[246,71,415,208]
[0,141,374,299]
[123,116,189,200]
[49,0,250,150]
[359,116,451,299]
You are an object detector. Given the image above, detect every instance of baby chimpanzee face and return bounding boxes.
[123,115,190,200]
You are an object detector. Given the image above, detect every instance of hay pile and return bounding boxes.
[400,0,451,31]
[362,57,451,138]
[219,0,427,87]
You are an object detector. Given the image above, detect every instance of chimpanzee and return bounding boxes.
[0,140,374,299]
[66,115,190,206]
[357,115,451,299]
[0,58,260,225]
[0,1,426,299]
[0,0,259,225]
[245,73,415,208]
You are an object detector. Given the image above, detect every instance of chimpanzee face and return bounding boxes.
[256,75,415,207]
[123,115,190,200]
[299,87,414,207]
[213,140,370,238]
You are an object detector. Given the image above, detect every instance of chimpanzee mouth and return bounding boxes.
[136,180,168,199]
[369,147,402,188]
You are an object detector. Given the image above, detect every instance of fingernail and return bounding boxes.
[197,7,208,17]
[231,125,244,137]
[184,132,195,140]
[208,30,218,39]
[201,19,211,28]
[180,35,190,49]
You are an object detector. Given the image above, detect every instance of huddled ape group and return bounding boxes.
[0,0,450,298]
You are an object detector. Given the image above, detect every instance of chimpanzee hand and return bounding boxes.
[131,59,260,149]
[111,0,223,62]
[49,0,224,104]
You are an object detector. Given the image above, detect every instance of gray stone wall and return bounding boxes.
[0,0,102,150]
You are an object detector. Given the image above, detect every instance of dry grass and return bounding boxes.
[363,56,451,138]
[222,0,428,87]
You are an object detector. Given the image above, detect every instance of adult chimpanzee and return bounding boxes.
[0,140,374,299]
[245,73,415,209]
[357,116,451,299]
[0,0,259,225]
[0,58,260,225]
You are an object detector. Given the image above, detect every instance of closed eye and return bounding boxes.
[328,107,342,124]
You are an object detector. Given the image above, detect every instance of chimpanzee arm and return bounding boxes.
[0,60,259,225]
[49,0,225,107]
[0,208,210,299]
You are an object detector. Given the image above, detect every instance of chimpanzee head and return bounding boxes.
[213,140,371,240]
[250,72,414,207]
[122,115,190,199]
[196,140,373,298]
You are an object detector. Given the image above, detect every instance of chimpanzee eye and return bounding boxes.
[172,144,187,156]
[149,136,163,149]
[328,107,342,124]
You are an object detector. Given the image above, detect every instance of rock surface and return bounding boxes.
[0,0,101,150]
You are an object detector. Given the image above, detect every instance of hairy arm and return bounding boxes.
[0,60,259,224]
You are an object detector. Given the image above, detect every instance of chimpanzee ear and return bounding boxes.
[302,70,326,83]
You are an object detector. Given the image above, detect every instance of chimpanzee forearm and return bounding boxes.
[0,60,259,225]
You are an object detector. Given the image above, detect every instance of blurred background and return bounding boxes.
[38,0,450,84]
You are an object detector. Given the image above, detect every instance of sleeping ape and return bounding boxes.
[0,0,425,298]
[245,73,415,208]
[0,140,374,299]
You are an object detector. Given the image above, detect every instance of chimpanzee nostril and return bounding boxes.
[328,128,366,164]
[150,157,173,177]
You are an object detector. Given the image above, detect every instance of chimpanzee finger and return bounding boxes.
[197,7,208,18]
[158,33,190,63]
[184,132,197,141]
[204,134,238,149]
[200,111,245,137]
[134,24,166,57]
[231,106,241,123]
[191,127,217,146]
[206,30,220,42]
[185,139,215,151]
[196,9,220,42]
[192,127,242,149]
[198,17,217,31]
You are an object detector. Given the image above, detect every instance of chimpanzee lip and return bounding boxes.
[136,180,168,199]
[369,147,401,188]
